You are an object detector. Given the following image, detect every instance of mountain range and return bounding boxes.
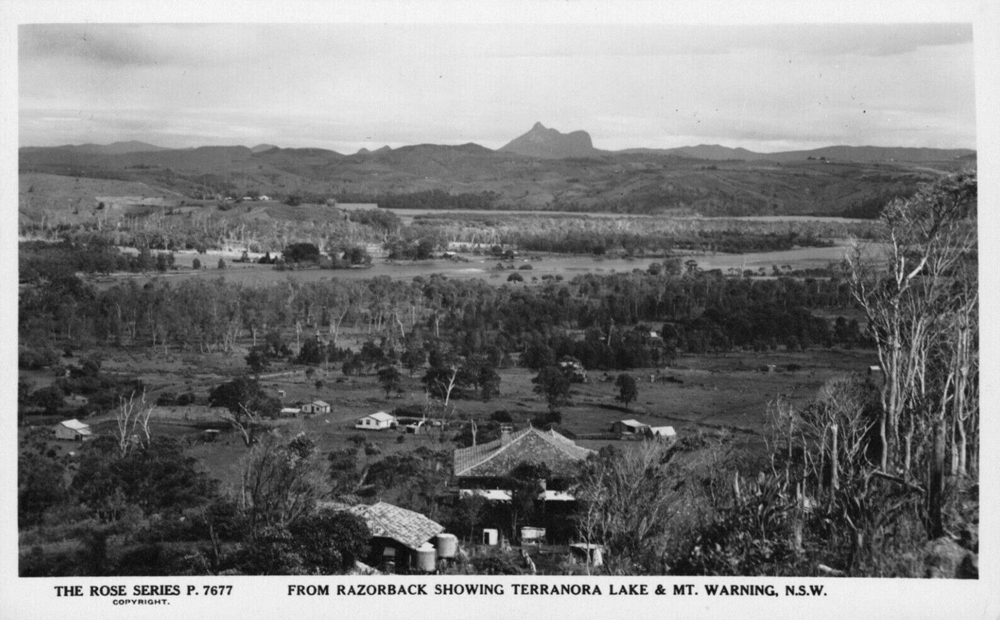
[21,122,975,163]
[19,123,975,217]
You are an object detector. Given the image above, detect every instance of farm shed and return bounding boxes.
[356,411,397,430]
[647,426,677,440]
[301,400,331,414]
[347,502,445,573]
[610,419,648,434]
[54,419,92,441]
[279,407,300,418]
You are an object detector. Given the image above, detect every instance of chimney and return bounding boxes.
[500,424,513,445]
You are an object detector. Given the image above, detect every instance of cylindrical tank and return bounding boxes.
[415,543,436,572]
[521,527,546,543]
[435,533,458,559]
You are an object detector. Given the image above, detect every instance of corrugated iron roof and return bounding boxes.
[618,419,646,428]
[453,427,594,478]
[367,411,396,422]
[347,502,444,551]
[59,419,90,430]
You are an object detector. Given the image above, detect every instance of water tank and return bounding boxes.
[415,543,436,573]
[520,527,546,544]
[483,528,499,546]
[435,533,458,559]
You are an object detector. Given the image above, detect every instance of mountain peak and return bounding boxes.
[500,123,597,159]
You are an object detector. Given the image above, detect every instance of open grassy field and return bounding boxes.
[23,342,875,493]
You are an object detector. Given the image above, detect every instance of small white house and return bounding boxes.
[54,419,93,441]
[356,411,397,431]
[301,400,331,415]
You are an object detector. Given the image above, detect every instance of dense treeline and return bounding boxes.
[20,240,177,282]
[408,212,879,254]
[20,264,866,380]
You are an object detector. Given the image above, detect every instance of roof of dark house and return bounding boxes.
[453,426,594,478]
[344,502,444,551]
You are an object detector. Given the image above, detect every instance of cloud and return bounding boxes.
[18,23,976,151]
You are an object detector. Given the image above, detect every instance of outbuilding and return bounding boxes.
[301,400,331,415]
[54,419,93,441]
[610,419,648,434]
[647,426,677,440]
[356,411,397,430]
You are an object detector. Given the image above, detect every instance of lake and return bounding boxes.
[95,242,866,290]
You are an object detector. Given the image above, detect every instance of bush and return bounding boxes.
[472,554,523,575]
[490,410,513,424]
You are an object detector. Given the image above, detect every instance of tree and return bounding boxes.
[506,461,551,541]
[18,451,68,527]
[422,354,470,407]
[847,171,977,539]
[113,389,154,458]
[455,492,489,543]
[238,432,322,530]
[296,337,326,366]
[377,365,402,399]
[288,509,371,573]
[217,258,226,269]
[192,257,202,270]
[401,345,427,377]
[507,272,524,283]
[574,442,678,574]
[283,243,321,264]
[245,347,270,378]
[532,366,571,412]
[477,363,501,402]
[209,376,281,447]
[615,374,639,410]
[73,435,218,521]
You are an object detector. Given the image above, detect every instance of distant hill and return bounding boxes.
[250,144,279,153]
[499,122,599,159]
[18,131,975,218]
[19,141,171,156]
[620,143,975,163]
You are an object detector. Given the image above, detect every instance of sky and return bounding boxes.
[18,23,976,153]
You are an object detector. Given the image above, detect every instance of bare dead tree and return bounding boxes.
[114,389,154,458]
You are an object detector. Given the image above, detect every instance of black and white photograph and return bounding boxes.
[4,1,998,618]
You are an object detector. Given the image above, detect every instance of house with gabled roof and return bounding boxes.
[336,501,444,573]
[54,419,93,441]
[355,411,397,430]
[610,419,648,434]
[453,426,594,493]
[300,400,330,414]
